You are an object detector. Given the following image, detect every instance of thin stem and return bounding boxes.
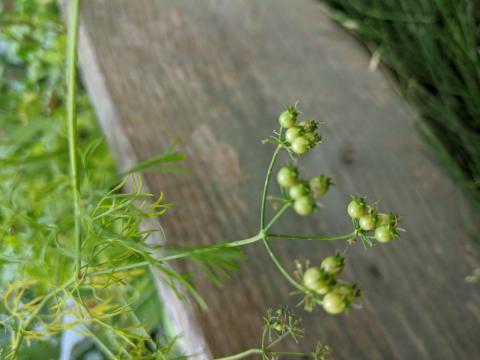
[86,261,151,277]
[85,328,117,360]
[264,203,291,232]
[153,232,264,261]
[86,232,265,277]
[11,278,76,357]
[257,140,304,291]
[260,145,282,230]
[13,5,83,330]
[261,326,267,355]
[215,348,263,360]
[267,331,290,349]
[262,236,303,291]
[66,0,82,279]
[270,351,313,357]
[215,347,312,360]
[268,231,356,241]
[85,229,354,278]
[215,341,312,360]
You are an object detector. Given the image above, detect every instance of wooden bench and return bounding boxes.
[76,0,480,358]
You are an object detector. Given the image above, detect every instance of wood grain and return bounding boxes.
[76,0,480,358]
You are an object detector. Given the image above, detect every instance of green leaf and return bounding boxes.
[123,140,186,175]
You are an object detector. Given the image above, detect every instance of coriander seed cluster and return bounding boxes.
[279,106,322,155]
[270,105,401,315]
[347,196,399,243]
[302,254,360,314]
[276,106,331,216]
[277,165,332,216]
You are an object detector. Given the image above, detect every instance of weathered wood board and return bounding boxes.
[76,0,480,358]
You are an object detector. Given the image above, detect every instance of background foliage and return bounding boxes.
[0,0,175,357]
[321,0,480,210]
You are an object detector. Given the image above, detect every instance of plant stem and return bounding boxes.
[257,143,304,291]
[261,236,303,290]
[270,351,313,357]
[260,145,282,230]
[264,203,291,232]
[215,347,312,360]
[163,232,266,259]
[85,328,117,360]
[267,331,290,349]
[86,261,151,277]
[85,232,265,277]
[268,231,356,241]
[85,228,353,279]
[215,348,263,360]
[10,0,81,345]
[11,278,76,357]
[90,138,313,290]
[66,0,82,279]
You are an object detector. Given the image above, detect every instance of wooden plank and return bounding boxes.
[76,0,480,358]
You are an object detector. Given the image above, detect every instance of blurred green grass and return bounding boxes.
[321,0,480,208]
[0,0,175,357]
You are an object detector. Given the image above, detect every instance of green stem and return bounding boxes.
[270,351,313,357]
[268,231,356,241]
[11,278,76,357]
[85,328,117,360]
[86,261,151,277]
[267,331,290,349]
[215,348,263,360]
[66,0,82,279]
[161,232,265,261]
[86,232,265,277]
[264,203,291,232]
[258,141,304,291]
[261,326,267,355]
[262,236,303,291]
[12,2,82,353]
[215,347,312,360]
[85,229,352,279]
[260,145,282,230]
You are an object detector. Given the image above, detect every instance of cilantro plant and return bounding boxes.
[0,0,403,359]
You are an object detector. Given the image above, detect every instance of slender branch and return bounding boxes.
[215,343,313,360]
[264,203,291,232]
[86,261,151,277]
[215,348,263,360]
[261,236,303,291]
[270,351,314,357]
[268,231,356,241]
[215,347,313,360]
[85,232,265,277]
[85,227,353,281]
[11,3,82,354]
[257,138,305,291]
[85,328,117,360]
[66,0,82,279]
[160,232,265,262]
[11,278,76,357]
[260,145,282,230]
[267,331,291,349]
[261,326,267,356]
